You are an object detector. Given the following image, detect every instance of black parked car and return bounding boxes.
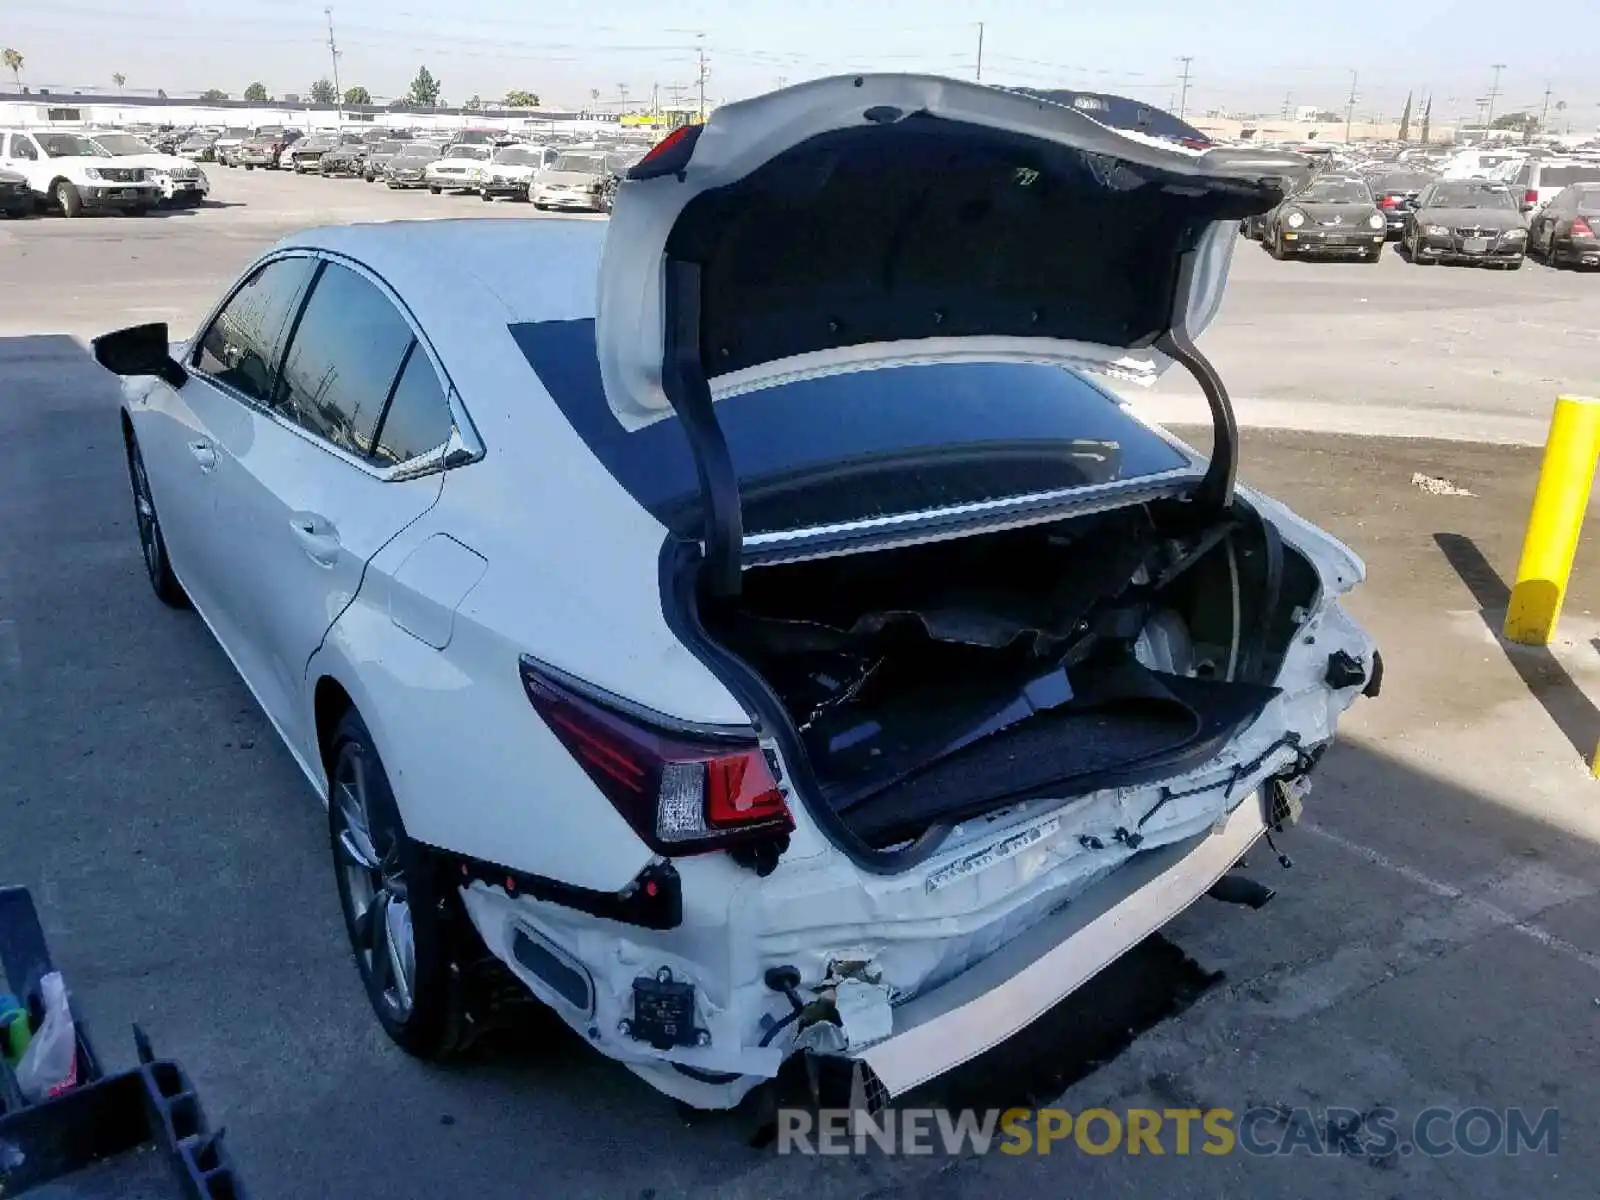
[1528,182,1600,269]
[1368,169,1436,238]
[1261,175,1388,262]
[1401,180,1528,268]
[0,168,33,217]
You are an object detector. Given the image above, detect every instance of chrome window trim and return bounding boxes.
[186,247,486,482]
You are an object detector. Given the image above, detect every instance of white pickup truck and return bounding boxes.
[0,127,162,216]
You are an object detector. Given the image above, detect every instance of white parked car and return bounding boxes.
[0,128,162,216]
[531,149,610,210]
[89,131,210,207]
[423,144,493,193]
[479,144,558,201]
[91,75,1377,1112]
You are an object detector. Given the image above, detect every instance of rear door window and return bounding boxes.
[194,256,318,405]
[272,261,416,458]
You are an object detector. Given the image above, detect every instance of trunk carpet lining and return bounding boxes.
[834,667,1279,844]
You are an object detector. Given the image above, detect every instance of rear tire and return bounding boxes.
[428,185,442,194]
[125,432,188,608]
[54,180,83,218]
[328,709,464,1061]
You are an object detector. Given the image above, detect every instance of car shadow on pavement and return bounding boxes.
[1432,531,1600,763]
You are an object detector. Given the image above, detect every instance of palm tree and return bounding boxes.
[113,72,126,93]
[2,49,22,91]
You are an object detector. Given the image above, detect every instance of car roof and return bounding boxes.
[270,220,607,328]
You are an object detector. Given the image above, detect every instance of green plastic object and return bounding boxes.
[0,993,30,1063]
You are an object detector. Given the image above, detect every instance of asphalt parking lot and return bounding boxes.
[4,167,1600,1198]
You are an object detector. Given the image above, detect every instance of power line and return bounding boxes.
[1176,56,1193,118]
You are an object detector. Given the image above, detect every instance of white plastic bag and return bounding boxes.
[14,972,78,1102]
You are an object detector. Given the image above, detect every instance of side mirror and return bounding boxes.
[91,322,187,388]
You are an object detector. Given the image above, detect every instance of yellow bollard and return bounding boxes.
[1504,395,1600,646]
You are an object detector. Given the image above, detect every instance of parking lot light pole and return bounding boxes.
[1504,395,1600,654]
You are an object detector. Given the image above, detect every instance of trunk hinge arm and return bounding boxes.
[1153,248,1238,514]
[662,259,744,596]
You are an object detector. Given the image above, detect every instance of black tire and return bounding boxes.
[1365,244,1383,263]
[1267,234,1286,259]
[245,164,254,171]
[480,188,493,202]
[54,180,83,218]
[1504,258,1524,270]
[125,432,188,608]
[428,185,442,194]
[328,709,464,1060]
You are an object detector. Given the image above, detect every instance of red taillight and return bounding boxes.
[1379,195,1398,208]
[1572,216,1595,238]
[520,659,792,855]
[1525,190,1539,207]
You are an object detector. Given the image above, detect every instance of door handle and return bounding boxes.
[187,441,216,471]
[289,513,341,567]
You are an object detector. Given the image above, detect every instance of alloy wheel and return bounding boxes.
[333,746,417,1021]
[128,443,162,583]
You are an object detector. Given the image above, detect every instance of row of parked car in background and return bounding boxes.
[0,125,210,216]
[165,122,653,213]
[1236,139,1600,271]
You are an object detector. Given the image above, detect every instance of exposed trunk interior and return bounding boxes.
[697,499,1321,847]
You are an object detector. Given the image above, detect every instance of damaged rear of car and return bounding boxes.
[467,75,1379,1108]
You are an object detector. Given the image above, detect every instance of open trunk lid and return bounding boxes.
[595,75,1311,591]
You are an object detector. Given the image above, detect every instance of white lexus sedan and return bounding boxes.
[92,75,1379,1111]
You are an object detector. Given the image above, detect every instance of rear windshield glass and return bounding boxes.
[511,320,1193,535]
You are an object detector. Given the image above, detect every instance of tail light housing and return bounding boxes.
[1378,195,1399,209]
[519,658,793,856]
[1524,189,1539,208]
[1572,216,1595,239]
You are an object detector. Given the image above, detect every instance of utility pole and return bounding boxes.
[776,75,788,90]
[1485,63,1505,128]
[651,82,659,121]
[1281,90,1292,119]
[1538,81,1552,133]
[696,33,708,121]
[617,83,629,116]
[1344,69,1359,142]
[975,22,985,83]
[325,7,343,128]
[1176,56,1193,119]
